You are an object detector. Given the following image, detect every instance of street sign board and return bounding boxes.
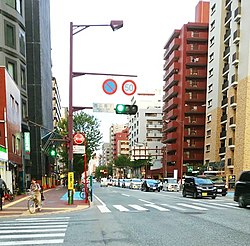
[73,145,85,154]
[93,103,114,113]
[73,133,85,145]
[102,79,117,95]
[122,80,136,96]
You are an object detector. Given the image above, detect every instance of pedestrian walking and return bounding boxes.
[30,178,42,211]
[0,174,7,205]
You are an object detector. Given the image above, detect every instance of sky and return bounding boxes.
[50,0,203,143]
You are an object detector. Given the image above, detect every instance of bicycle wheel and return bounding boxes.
[27,198,36,214]
[79,191,84,199]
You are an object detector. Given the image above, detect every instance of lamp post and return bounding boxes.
[68,20,126,204]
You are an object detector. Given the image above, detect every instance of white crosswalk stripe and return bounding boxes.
[96,201,238,214]
[0,217,69,245]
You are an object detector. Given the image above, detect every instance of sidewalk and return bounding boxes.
[0,186,89,218]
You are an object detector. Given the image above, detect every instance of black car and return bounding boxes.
[182,176,216,199]
[209,176,228,196]
[234,171,250,208]
[141,179,160,192]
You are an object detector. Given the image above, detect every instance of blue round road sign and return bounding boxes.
[102,79,117,95]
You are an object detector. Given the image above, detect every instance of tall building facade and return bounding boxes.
[0,0,30,190]
[204,0,250,185]
[162,1,209,179]
[113,128,129,159]
[25,0,53,182]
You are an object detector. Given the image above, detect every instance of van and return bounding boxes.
[234,171,250,208]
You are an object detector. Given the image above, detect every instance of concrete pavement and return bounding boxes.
[0,185,89,218]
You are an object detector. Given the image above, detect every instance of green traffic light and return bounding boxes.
[115,104,138,115]
[50,149,56,157]
[116,104,126,113]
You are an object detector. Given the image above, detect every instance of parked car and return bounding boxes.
[182,176,216,199]
[141,179,160,192]
[121,179,131,188]
[162,178,180,192]
[234,171,250,208]
[129,179,142,189]
[208,176,227,196]
[100,178,108,187]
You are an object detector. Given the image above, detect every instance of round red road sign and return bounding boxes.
[102,79,118,95]
[73,133,85,145]
[122,80,137,96]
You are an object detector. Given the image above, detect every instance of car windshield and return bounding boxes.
[132,179,141,183]
[147,180,158,185]
[195,178,213,185]
[210,177,225,183]
[167,179,177,183]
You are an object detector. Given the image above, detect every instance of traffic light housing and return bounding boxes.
[115,104,138,115]
[49,148,56,157]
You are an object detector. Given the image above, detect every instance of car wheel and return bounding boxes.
[158,188,160,192]
[182,189,186,197]
[238,196,247,208]
[222,194,226,196]
[212,195,216,199]
[193,191,198,199]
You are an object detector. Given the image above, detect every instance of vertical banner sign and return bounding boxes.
[68,172,74,190]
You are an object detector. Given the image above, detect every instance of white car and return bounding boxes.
[129,179,142,189]
[100,178,108,187]
[162,178,180,192]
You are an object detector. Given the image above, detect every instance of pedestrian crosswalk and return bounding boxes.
[96,201,239,214]
[0,216,70,245]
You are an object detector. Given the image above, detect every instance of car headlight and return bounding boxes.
[196,186,202,190]
[213,187,217,190]
[225,184,228,189]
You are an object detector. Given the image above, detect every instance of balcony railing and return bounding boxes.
[221,114,227,122]
[233,29,240,44]
[234,7,241,22]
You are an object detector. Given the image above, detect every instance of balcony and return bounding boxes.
[224,29,231,43]
[223,47,230,60]
[186,81,206,91]
[227,158,234,168]
[146,124,162,130]
[222,80,229,92]
[184,117,205,126]
[222,64,229,76]
[231,74,238,87]
[230,96,237,109]
[234,7,241,23]
[184,105,206,114]
[163,74,180,90]
[186,31,208,42]
[183,141,204,149]
[224,11,232,26]
[219,147,226,155]
[146,132,162,138]
[163,85,180,102]
[220,130,227,139]
[232,52,239,66]
[221,98,228,108]
[228,138,235,150]
[220,113,227,123]
[186,44,208,54]
[186,56,207,67]
[225,0,232,8]
[166,143,178,152]
[229,117,236,129]
[233,29,240,44]
[163,97,179,112]
[166,132,178,141]
[164,63,181,83]
[164,38,181,59]
[163,50,181,70]
[185,70,207,79]
[167,108,179,120]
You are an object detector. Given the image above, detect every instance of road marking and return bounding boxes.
[138,199,154,204]
[113,205,130,212]
[0,225,68,229]
[191,203,224,209]
[0,233,65,240]
[122,194,130,197]
[177,203,208,211]
[97,205,111,213]
[94,194,106,206]
[225,202,238,206]
[208,203,240,209]
[144,204,169,211]
[16,217,70,221]
[161,204,187,211]
[128,205,149,211]
[0,239,64,245]
[0,228,67,234]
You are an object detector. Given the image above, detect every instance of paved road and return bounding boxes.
[0,184,249,246]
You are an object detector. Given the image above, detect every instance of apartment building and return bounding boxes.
[113,128,129,159]
[162,1,209,179]
[204,0,250,185]
[52,77,61,128]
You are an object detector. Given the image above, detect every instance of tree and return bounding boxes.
[56,112,103,180]
[114,155,131,168]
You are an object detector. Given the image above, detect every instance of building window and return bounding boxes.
[207,114,212,122]
[210,36,215,47]
[208,84,213,93]
[211,3,216,16]
[12,134,16,154]
[209,68,213,78]
[4,20,16,49]
[207,129,211,137]
[6,0,23,15]
[206,144,211,152]
[210,20,215,31]
[19,29,26,56]
[20,66,26,89]
[208,99,212,108]
[209,52,214,62]
[21,99,28,120]
[6,59,17,82]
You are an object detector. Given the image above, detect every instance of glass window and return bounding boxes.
[5,21,16,49]
[19,29,25,56]
[22,99,28,120]
[6,0,15,8]
[6,60,16,81]
[20,66,26,89]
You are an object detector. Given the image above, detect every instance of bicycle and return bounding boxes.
[27,190,42,214]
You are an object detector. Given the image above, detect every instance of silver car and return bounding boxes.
[162,178,180,192]
[129,179,142,189]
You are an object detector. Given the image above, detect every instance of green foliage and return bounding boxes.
[114,155,131,168]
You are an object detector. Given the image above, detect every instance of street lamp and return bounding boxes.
[68,21,124,204]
